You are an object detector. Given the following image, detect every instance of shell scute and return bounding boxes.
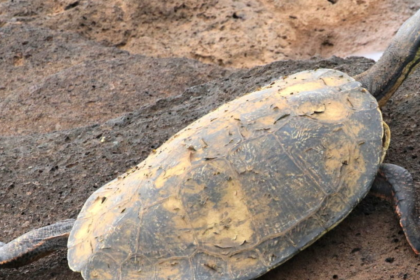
[137,199,195,259]
[182,159,255,253]
[68,69,384,279]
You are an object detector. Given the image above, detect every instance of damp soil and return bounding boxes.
[0,0,420,280]
[0,0,419,69]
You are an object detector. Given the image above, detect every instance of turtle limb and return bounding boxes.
[371,163,420,254]
[355,9,420,107]
[0,219,75,268]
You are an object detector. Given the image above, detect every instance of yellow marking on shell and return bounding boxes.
[153,260,185,280]
[296,99,349,121]
[190,101,243,131]
[88,269,114,279]
[312,100,349,121]
[123,270,156,279]
[161,197,195,245]
[281,70,315,82]
[381,121,391,163]
[273,70,321,89]
[182,178,207,195]
[229,253,260,275]
[240,100,290,129]
[68,226,96,270]
[81,176,139,219]
[277,80,327,97]
[320,75,352,86]
[190,166,254,249]
[343,120,366,138]
[325,145,348,175]
[72,206,122,247]
[272,70,351,98]
[253,112,288,128]
[154,151,191,189]
[162,196,183,212]
[83,195,110,217]
[183,119,245,160]
[324,128,367,194]
[232,99,278,121]
[346,91,369,109]
[69,177,141,270]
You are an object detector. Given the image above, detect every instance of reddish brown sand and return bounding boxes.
[0,0,419,279]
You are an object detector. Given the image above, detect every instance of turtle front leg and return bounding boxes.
[371,163,420,254]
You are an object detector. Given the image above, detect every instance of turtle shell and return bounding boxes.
[68,69,384,280]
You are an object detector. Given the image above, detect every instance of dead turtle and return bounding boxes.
[1,9,420,280]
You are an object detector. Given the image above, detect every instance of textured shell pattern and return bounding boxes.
[68,69,384,280]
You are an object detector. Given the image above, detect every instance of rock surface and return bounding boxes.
[1,0,419,68]
[0,0,419,279]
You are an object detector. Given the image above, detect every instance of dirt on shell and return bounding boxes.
[0,0,420,280]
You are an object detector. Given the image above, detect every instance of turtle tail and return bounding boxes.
[355,9,420,107]
[0,219,75,269]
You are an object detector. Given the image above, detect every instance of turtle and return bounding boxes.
[1,9,420,280]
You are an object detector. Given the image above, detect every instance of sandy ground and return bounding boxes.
[0,0,419,279]
[0,0,419,69]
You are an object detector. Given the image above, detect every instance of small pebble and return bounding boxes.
[385,257,395,263]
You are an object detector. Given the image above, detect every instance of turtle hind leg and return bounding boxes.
[0,219,75,268]
[371,163,420,254]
